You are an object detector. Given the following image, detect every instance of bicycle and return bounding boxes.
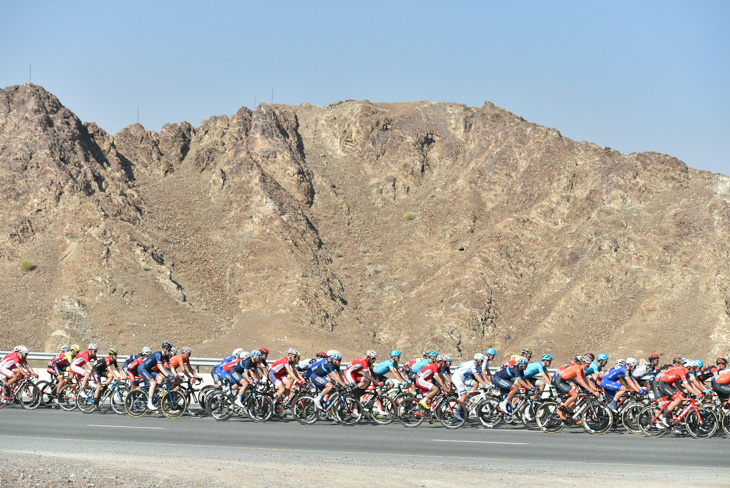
[535,391,614,434]
[0,374,40,410]
[397,389,467,429]
[177,377,215,416]
[125,378,188,419]
[638,395,718,439]
[359,384,397,425]
[207,382,273,422]
[77,379,130,414]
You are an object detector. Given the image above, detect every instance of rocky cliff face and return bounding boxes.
[1,84,729,360]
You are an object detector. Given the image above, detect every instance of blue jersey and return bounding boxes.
[306,358,329,379]
[495,365,525,381]
[123,353,141,369]
[231,357,256,375]
[310,359,338,378]
[523,361,548,379]
[585,361,602,376]
[215,354,237,372]
[141,351,169,371]
[372,359,398,375]
[411,359,430,373]
[603,365,628,382]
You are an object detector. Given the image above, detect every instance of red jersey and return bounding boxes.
[270,357,291,380]
[418,363,441,382]
[660,366,689,385]
[127,356,145,372]
[346,358,370,375]
[715,370,730,386]
[223,357,242,373]
[48,352,72,368]
[558,364,585,382]
[71,350,97,367]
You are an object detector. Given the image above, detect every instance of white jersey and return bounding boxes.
[454,360,481,381]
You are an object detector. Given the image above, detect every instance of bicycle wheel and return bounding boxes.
[397,396,426,428]
[247,393,274,422]
[332,396,362,425]
[582,402,614,435]
[367,395,396,425]
[621,402,645,435]
[207,391,233,421]
[722,410,730,437]
[18,383,40,410]
[437,398,467,429]
[161,390,188,419]
[686,407,718,439]
[292,395,319,425]
[535,402,565,433]
[637,405,668,437]
[124,389,149,417]
[57,385,79,411]
[77,386,98,413]
[36,381,54,407]
[110,387,129,415]
[475,399,504,428]
[197,385,216,414]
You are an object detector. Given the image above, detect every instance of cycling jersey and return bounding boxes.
[305,358,328,379]
[123,353,142,371]
[296,357,317,373]
[47,352,73,376]
[170,354,191,371]
[631,364,655,382]
[268,357,292,385]
[558,364,586,382]
[659,366,689,385]
[92,356,118,375]
[0,352,27,378]
[453,360,481,394]
[344,358,370,385]
[523,361,548,379]
[70,351,97,376]
[696,365,718,382]
[410,359,430,374]
[232,357,257,374]
[713,369,730,386]
[416,363,441,392]
[223,358,243,373]
[584,361,602,376]
[125,356,145,382]
[139,351,171,382]
[601,365,628,395]
[372,359,398,376]
[309,359,338,390]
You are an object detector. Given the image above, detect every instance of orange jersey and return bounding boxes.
[715,369,730,386]
[558,364,585,382]
[170,354,190,370]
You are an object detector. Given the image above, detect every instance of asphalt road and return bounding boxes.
[1,405,729,476]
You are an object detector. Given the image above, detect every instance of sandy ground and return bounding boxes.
[2,450,730,488]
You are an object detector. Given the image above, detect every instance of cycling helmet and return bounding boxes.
[170,347,178,356]
[615,359,627,367]
[316,351,327,359]
[428,350,439,358]
[391,350,402,358]
[330,351,343,361]
[521,348,533,356]
[486,348,497,356]
[251,349,262,357]
[649,354,660,361]
[162,341,173,350]
[326,349,336,357]
[142,346,152,356]
[182,347,192,355]
[445,355,453,363]
[597,353,609,362]
[259,347,270,355]
[240,351,251,360]
[578,355,592,364]
[108,347,118,355]
[436,354,447,363]
[516,356,529,365]
[626,357,638,368]
[61,345,70,353]
[288,347,299,356]
[474,353,486,363]
[88,343,98,351]
[366,350,378,360]
[682,359,697,368]
[13,345,21,352]
[673,357,682,364]
[71,344,81,353]
[17,345,29,355]
[717,358,728,366]
[541,354,553,361]
[584,353,596,361]
[233,348,244,357]
[695,359,704,369]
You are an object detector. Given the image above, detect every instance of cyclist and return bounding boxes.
[657,359,705,426]
[453,353,492,406]
[48,344,77,400]
[523,354,553,396]
[170,346,202,384]
[124,348,150,385]
[123,347,151,382]
[139,341,175,411]
[309,350,347,409]
[585,353,609,382]
[90,347,125,406]
[416,354,449,410]
[406,351,435,382]
[212,348,244,387]
[602,357,642,412]
[344,350,380,400]
[296,352,327,375]
[232,350,266,408]
[553,355,600,417]
[269,348,305,405]
[711,359,730,406]
[69,343,98,392]
[372,350,408,386]
[631,354,660,390]
[256,347,271,378]
[0,346,35,402]
[495,356,531,412]
[479,347,497,385]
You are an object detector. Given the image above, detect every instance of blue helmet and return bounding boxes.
[486,348,497,356]
[695,359,704,369]
[428,350,439,358]
[541,354,553,361]
[391,350,401,358]
[516,356,529,365]
[597,353,609,362]
[251,350,262,358]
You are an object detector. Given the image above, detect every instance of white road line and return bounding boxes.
[88,425,166,430]
[433,439,526,445]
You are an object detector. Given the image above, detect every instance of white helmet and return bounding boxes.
[18,345,29,355]
[88,343,98,351]
[13,345,21,352]
[626,357,639,368]
[616,359,626,367]
[142,347,152,356]
[288,347,299,356]
[474,353,486,362]
[240,351,251,360]
[366,350,378,359]
[61,345,70,353]
[233,348,245,358]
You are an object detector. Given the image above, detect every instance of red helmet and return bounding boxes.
[259,347,270,355]
[717,358,728,366]
[316,351,327,358]
[649,354,660,361]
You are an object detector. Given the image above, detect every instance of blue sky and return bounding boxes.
[2,1,728,175]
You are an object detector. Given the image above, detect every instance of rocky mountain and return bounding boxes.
[1,83,729,361]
